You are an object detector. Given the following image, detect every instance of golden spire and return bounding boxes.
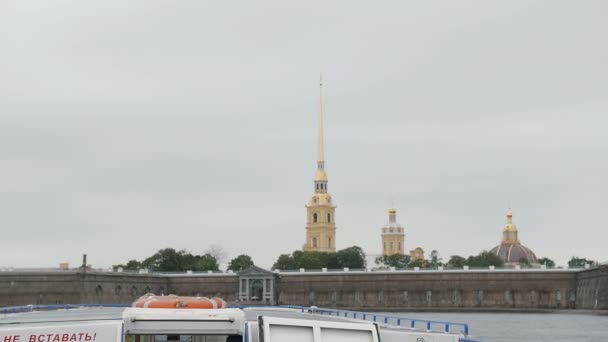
[314,74,328,183]
[506,208,513,224]
[318,73,325,169]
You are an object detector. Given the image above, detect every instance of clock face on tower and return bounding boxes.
[312,197,318,204]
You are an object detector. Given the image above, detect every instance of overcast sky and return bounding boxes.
[1,1,607,269]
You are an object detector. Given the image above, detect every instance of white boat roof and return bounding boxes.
[0,307,366,325]
[0,307,126,324]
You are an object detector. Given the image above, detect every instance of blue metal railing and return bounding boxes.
[1,304,129,315]
[311,307,469,337]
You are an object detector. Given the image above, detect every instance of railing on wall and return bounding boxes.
[310,307,470,337]
[0,266,593,275]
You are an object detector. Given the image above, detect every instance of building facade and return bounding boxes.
[237,266,274,304]
[304,78,336,253]
[381,208,405,256]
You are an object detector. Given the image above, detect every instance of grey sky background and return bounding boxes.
[1,1,607,269]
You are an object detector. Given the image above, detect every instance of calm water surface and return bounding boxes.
[391,312,608,342]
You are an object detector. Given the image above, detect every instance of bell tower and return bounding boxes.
[304,76,336,253]
[381,208,405,256]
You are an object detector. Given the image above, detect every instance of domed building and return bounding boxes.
[489,209,538,265]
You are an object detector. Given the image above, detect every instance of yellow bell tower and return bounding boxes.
[304,76,337,253]
[381,208,405,256]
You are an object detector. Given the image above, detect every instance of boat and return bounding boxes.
[0,295,480,342]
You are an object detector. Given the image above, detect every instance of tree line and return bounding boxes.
[113,248,254,272]
[272,246,366,270]
[113,246,597,272]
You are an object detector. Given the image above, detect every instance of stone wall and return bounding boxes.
[275,270,578,310]
[1,268,606,311]
[0,272,168,306]
[0,272,83,307]
[575,265,608,310]
[78,272,168,304]
[167,274,238,302]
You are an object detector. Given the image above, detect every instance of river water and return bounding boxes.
[392,312,608,342]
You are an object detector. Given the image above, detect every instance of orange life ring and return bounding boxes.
[132,294,227,309]
[211,297,227,309]
[181,297,214,309]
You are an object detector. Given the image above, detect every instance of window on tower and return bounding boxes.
[327,213,331,222]
[328,237,332,248]
[313,213,318,223]
[313,238,318,248]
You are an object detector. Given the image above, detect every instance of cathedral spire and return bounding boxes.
[318,73,325,170]
[304,75,336,253]
[314,74,328,185]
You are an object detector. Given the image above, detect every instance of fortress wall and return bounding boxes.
[78,272,169,304]
[575,265,608,310]
[275,271,578,310]
[2,269,605,311]
[0,272,82,307]
[0,272,168,307]
[167,275,239,302]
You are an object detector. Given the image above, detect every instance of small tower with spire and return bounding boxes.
[304,75,337,253]
[502,208,519,244]
[381,208,405,256]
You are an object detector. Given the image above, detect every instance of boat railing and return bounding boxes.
[308,307,469,337]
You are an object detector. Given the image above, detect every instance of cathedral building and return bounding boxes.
[489,209,538,265]
[381,208,405,256]
[304,78,336,253]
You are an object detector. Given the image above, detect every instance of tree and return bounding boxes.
[272,254,296,270]
[113,259,142,271]
[467,251,504,267]
[429,250,443,269]
[538,257,555,267]
[408,258,429,268]
[194,254,220,271]
[375,254,410,269]
[115,248,220,272]
[568,256,594,268]
[205,244,228,265]
[336,246,366,269]
[227,255,254,272]
[447,255,467,268]
[271,246,367,270]
[142,248,193,272]
[293,250,339,269]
